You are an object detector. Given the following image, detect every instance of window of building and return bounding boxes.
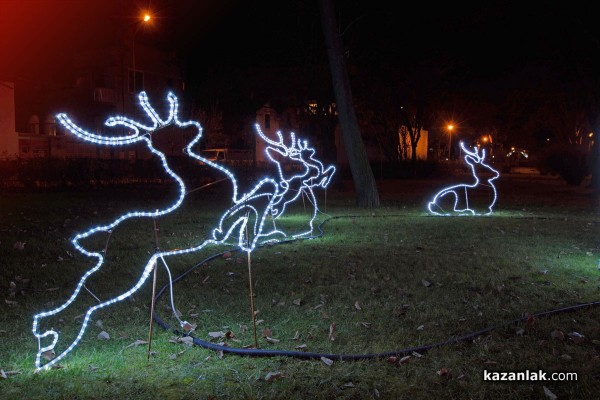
[28,115,40,134]
[45,115,57,136]
[128,69,144,93]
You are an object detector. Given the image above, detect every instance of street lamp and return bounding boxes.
[132,12,152,93]
[447,124,454,160]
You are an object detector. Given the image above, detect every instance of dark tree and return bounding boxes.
[318,0,380,207]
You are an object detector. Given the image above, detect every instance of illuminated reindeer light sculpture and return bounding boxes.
[248,124,335,239]
[32,91,335,370]
[427,142,500,216]
[32,91,203,370]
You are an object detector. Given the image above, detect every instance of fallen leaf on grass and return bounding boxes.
[265,371,284,382]
[208,331,226,339]
[292,331,300,341]
[361,322,372,329]
[437,367,450,377]
[421,279,432,287]
[342,382,355,388]
[262,328,272,338]
[568,331,585,344]
[295,344,307,350]
[4,299,17,306]
[0,369,6,379]
[124,339,148,349]
[97,331,110,340]
[526,314,535,329]
[265,337,280,344]
[328,323,336,341]
[543,386,558,400]
[354,301,362,311]
[321,356,333,366]
[399,355,411,365]
[292,298,302,306]
[550,330,565,341]
[42,350,56,360]
[181,322,197,333]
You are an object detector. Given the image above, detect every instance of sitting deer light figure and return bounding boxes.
[32,91,335,371]
[254,124,335,239]
[427,142,500,216]
[194,124,335,249]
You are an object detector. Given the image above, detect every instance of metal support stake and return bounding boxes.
[245,212,259,348]
[147,213,160,361]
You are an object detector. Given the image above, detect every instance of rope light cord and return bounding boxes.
[153,214,600,360]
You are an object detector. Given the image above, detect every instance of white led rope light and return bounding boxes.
[427,142,500,216]
[33,91,335,370]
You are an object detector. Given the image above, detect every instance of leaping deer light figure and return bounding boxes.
[32,91,335,370]
[427,142,500,216]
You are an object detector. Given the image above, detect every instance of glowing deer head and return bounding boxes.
[57,91,199,146]
[255,123,336,218]
[427,142,500,216]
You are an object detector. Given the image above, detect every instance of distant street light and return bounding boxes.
[132,11,152,92]
[447,124,454,160]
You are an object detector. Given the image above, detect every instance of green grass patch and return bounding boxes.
[1,176,599,399]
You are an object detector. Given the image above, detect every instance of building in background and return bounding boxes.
[0,34,184,161]
[0,81,18,158]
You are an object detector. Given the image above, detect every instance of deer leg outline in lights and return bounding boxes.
[427,142,500,216]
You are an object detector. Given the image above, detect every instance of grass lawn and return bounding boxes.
[0,173,599,399]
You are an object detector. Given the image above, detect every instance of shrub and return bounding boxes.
[539,144,590,186]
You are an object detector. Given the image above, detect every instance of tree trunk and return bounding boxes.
[591,117,600,193]
[318,0,380,208]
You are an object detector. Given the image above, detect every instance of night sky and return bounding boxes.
[1,1,599,106]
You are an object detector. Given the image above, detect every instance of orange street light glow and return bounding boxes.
[143,14,151,22]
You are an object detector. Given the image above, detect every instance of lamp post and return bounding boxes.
[447,124,454,160]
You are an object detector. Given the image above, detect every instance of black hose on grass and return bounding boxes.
[153,214,600,360]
